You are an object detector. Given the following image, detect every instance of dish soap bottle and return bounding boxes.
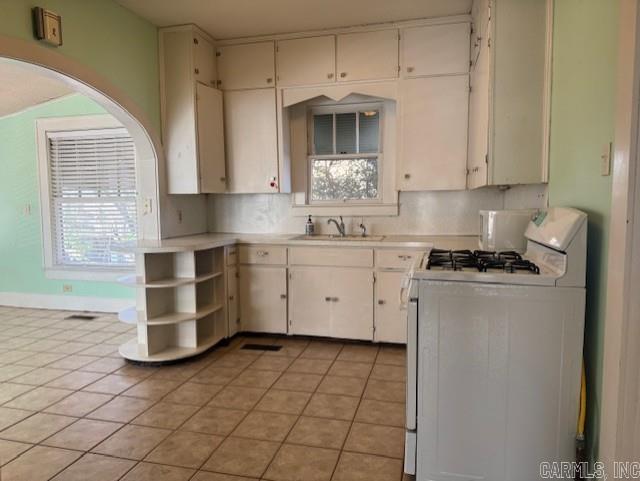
[305,215,315,236]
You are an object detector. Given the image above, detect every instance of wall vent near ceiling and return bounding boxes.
[65,314,97,321]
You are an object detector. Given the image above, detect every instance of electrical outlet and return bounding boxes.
[23,204,31,216]
[143,198,152,215]
[601,142,612,176]
[177,209,183,224]
[62,284,72,293]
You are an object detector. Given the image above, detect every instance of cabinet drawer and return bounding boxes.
[239,245,287,265]
[289,247,373,267]
[376,249,422,269]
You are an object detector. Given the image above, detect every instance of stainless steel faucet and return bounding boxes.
[327,216,346,237]
[359,221,367,237]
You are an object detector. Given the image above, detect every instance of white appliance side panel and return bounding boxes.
[406,292,418,431]
[405,430,417,475]
[416,281,584,481]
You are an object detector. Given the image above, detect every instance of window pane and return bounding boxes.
[313,114,333,154]
[311,158,379,201]
[359,111,379,153]
[48,129,137,268]
[335,112,357,154]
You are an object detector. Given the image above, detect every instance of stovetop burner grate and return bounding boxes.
[426,249,540,274]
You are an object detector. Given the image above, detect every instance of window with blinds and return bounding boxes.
[46,127,137,269]
[308,104,382,203]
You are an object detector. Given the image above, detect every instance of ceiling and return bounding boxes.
[116,0,472,39]
[0,61,73,118]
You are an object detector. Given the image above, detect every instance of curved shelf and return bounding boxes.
[195,302,225,320]
[118,307,139,325]
[146,303,224,326]
[118,271,223,288]
[118,335,224,363]
[145,312,196,326]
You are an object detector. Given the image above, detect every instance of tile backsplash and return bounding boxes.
[207,185,548,236]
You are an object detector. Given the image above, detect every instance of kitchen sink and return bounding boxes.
[293,234,385,241]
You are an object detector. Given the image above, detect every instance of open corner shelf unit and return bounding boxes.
[118,245,228,362]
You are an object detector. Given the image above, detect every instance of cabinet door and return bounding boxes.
[193,32,216,87]
[337,30,399,82]
[224,89,279,193]
[289,267,331,336]
[329,269,373,340]
[238,265,287,333]
[375,271,406,343]
[227,265,239,336]
[276,35,335,87]
[217,42,275,90]
[398,76,468,191]
[196,83,226,193]
[402,23,470,77]
[466,0,491,189]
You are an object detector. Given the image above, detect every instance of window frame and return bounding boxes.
[36,115,136,281]
[307,103,384,205]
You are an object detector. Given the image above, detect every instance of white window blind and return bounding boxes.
[47,127,137,268]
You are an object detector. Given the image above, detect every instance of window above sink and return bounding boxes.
[289,94,399,217]
[309,105,381,204]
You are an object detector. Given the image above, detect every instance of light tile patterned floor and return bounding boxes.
[0,306,408,481]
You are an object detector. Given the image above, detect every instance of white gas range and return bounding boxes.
[404,207,587,481]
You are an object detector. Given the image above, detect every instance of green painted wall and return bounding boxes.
[0,0,159,301]
[0,0,160,131]
[0,94,132,299]
[548,0,619,462]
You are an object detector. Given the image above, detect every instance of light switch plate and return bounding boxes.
[601,142,612,176]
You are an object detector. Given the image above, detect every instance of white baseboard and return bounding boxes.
[0,292,132,313]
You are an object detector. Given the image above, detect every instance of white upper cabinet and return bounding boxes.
[402,23,470,77]
[336,29,399,82]
[398,75,469,191]
[276,35,336,87]
[467,0,551,188]
[160,26,226,194]
[193,32,217,87]
[196,83,226,193]
[224,88,279,193]
[216,41,275,90]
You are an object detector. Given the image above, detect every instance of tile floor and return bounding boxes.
[0,306,409,481]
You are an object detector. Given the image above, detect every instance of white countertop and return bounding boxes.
[127,232,478,253]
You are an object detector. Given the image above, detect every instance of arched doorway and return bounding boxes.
[0,34,163,240]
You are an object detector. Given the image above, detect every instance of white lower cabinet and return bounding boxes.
[226,265,239,336]
[238,265,287,333]
[374,271,407,343]
[289,267,373,340]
